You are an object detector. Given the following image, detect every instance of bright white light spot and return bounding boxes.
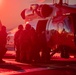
[0,0,3,6]
[0,0,2,3]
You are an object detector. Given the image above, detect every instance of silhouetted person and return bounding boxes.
[60,28,69,58]
[29,27,40,63]
[0,26,7,63]
[33,20,50,63]
[14,24,23,61]
[60,28,68,45]
[37,30,50,63]
[49,29,60,57]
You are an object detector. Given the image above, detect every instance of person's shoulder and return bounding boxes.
[15,30,20,34]
[31,27,35,31]
[21,30,27,34]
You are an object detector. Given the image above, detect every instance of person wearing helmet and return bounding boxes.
[0,26,7,63]
[14,24,23,62]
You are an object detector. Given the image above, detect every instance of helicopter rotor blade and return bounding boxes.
[56,4,76,14]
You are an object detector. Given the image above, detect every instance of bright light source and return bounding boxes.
[0,0,3,5]
[0,0,2,3]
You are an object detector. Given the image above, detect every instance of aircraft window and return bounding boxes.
[46,20,57,31]
[53,0,69,4]
[57,22,64,33]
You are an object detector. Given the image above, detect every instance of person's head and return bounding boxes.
[25,24,31,30]
[62,28,65,31]
[18,24,23,30]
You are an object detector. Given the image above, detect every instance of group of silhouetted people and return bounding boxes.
[0,24,71,63]
[0,24,50,64]
[14,24,50,63]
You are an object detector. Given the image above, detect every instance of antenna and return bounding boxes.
[64,0,69,4]
[59,0,68,5]
[53,0,54,4]
[59,0,63,5]
[52,0,56,4]
[66,0,69,4]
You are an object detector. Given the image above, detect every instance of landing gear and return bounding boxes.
[50,45,70,58]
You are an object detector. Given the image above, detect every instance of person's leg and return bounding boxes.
[0,47,7,63]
